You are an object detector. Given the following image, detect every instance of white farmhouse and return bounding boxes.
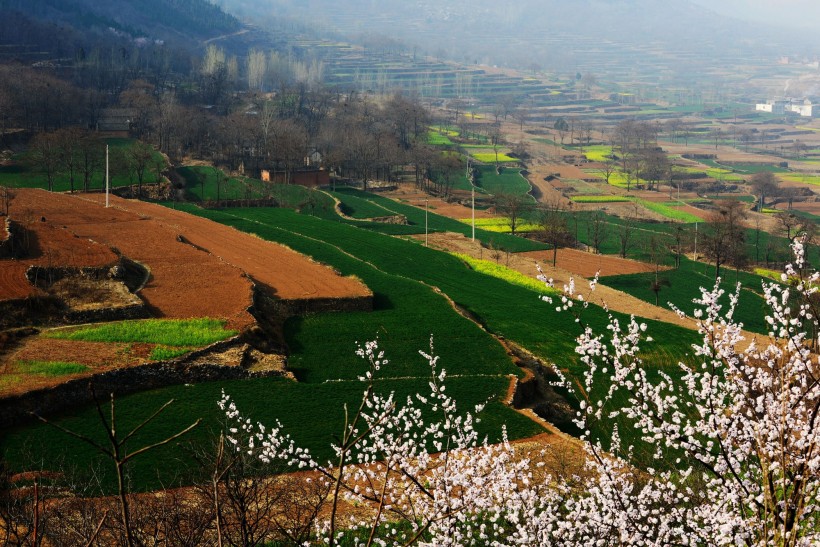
[756,98,815,117]
[755,99,788,114]
[786,99,815,117]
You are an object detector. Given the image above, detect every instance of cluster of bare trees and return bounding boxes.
[26,128,105,193]
[25,127,163,196]
[4,52,459,195]
[611,119,670,192]
[0,65,85,134]
[700,200,748,280]
[552,117,594,149]
[0,39,200,138]
[202,89,442,192]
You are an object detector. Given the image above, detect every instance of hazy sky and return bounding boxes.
[689,0,820,29]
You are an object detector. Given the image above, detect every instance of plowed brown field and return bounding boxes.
[80,194,372,302]
[383,185,497,220]
[517,248,657,278]
[0,261,36,300]
[4,190,371,330]
[0,205,117,299]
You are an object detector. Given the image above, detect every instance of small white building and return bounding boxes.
[756,98,815,117]
[786,99,814,117]
[755,99,788,115]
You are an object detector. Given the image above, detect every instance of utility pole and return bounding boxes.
[105,144,110,208]
[425,198,429,247]
[468,159,475,242]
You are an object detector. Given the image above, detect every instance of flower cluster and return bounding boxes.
[552,239,820,546]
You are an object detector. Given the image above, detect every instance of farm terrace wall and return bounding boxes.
[26,264,124,288]
[0,337,290,428]
[61,300,149,324]
[253,290,374,319]
[0,296,62,330]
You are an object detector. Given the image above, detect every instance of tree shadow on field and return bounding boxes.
[18,227,41,259]
[281,316,312,383]
[282,315,304,351]
[372,292,394,311]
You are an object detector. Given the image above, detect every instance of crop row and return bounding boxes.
[636,200,702,223]
[452,253,558,295]
[46,318,236,347]
[458,217,541,233]
[470,152,518,163]
[571,195,632,203]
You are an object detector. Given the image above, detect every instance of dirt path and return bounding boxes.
[524,161,575,205]
[203,28,250,44]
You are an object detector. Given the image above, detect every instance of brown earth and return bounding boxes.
[5,190,371,330]
[79,194,373,303]
[0,261,37,299]
[518,247,658,278]
[0,338,154,396]
[10,337,151,367]
[0,214,118,300]
[382,184,497,220]
[0,333,290,398]
[663,143,783,164]
[7,189,255,329]
[789,201,820,216]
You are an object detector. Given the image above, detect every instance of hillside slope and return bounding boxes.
[0,0,240,53]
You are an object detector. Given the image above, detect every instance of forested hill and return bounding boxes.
[0,0,240,52]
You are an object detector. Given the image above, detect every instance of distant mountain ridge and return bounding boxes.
[218,0,815,75]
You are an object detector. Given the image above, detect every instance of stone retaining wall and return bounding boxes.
[62,302,150,324]
[370,215,408,225]
[258,293,374,318]
[26,264,116,287]
[0,338,289,428]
